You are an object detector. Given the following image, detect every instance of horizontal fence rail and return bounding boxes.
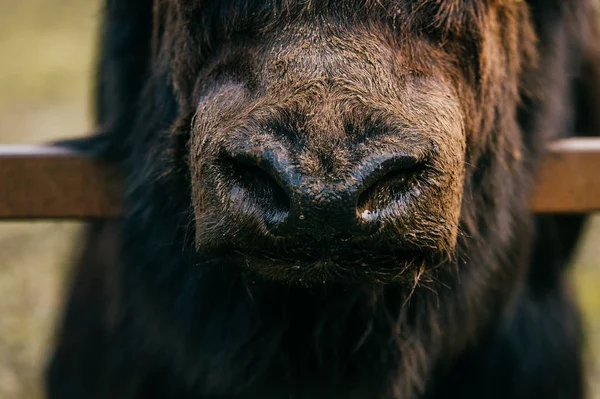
[0,145,122,219]
[530,138,600,213]
[0,138,599,219]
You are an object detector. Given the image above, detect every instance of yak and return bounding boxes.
[46,0,600,398]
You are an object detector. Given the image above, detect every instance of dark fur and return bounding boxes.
[47,1,600,398]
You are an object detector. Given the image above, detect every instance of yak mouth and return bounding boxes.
[212,244,437,284]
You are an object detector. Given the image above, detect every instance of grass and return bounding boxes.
[0,1,598,398]
[0,0,99,143]
[0,1,98,398]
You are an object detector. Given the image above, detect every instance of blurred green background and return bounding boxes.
[0,1,598,398]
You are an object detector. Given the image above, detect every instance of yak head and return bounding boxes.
[140,0,579,285]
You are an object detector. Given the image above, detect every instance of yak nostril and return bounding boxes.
[218,150,424,238]
[356,156,423,219]
[222,154,291,229]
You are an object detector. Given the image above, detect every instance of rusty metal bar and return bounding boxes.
[0,145,121,219]
[0,138,598,219]
[530,138,600,213]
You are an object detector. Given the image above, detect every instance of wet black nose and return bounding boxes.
[222,149,421,238]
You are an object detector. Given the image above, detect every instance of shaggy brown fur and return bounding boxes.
[46,1,600,398]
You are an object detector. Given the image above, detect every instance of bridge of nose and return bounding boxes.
[288,178,360,234]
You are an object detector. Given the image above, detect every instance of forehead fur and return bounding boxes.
[169,0,521,39]
[159,0,536,161]
[162,0,535,93]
